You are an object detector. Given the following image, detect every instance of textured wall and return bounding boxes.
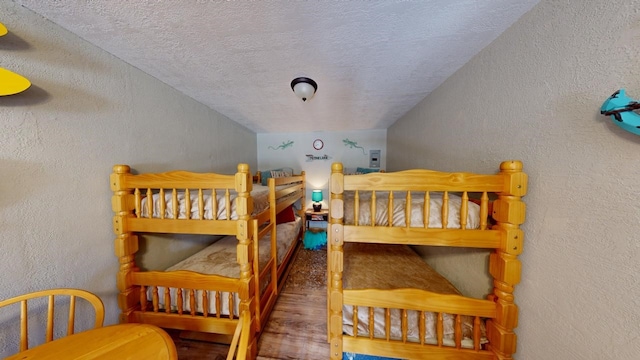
[0,2,256,356]
[388,0,640,359]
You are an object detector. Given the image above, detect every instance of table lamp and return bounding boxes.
[312,190,323,212]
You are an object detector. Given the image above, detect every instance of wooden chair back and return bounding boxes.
[0,288,105,352]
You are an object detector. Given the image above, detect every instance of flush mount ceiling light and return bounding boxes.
[291,77,317,102]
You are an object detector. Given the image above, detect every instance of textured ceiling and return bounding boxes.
[15,0,539,134]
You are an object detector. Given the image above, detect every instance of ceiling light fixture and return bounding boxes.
[291,77,317,102]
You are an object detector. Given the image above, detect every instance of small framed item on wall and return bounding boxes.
[313,138,324,150]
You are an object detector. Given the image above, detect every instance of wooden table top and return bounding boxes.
[6,323,178,360]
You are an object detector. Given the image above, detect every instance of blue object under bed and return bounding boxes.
[303,230,326,250]
[343,353,402,360]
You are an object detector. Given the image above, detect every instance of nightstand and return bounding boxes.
[305,208,329,231]
[304,208,328,250]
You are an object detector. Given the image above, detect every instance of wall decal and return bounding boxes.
[305,154,332,162]
[601,89,640,136]
[343,138,366,155]
[268,140,294,150]
[0,68,31,96]
[0,23,31,96]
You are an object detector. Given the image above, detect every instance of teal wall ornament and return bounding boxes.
[342,138,366,155]
[268,140,294,150]
[600,89,640,136]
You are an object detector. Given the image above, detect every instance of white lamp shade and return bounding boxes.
[293,82,316,101]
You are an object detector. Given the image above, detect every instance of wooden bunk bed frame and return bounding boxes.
[111,163,305,359]
[327,160,527,360]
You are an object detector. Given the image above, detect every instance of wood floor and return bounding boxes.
[168,247,330,359]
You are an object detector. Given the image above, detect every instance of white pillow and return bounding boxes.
[271,169,292,178]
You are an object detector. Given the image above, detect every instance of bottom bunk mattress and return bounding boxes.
[342,242,486,348]
[148,216,302,316]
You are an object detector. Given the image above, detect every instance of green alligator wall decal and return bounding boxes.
[268,140,294,150]
[343,138,366,155]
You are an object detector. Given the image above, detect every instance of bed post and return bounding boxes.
[328,163,345,359]
[487,160,527,360]
[111,165,139,323]
[235,163,258,359]
[300,170,306,232]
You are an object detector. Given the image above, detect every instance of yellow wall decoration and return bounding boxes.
[0,68,31,96]
[0,21,31,96]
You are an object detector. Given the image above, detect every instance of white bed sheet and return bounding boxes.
[343,307,485,349]
[140,184,279,220]
[344,192,482,229]
[149,216,302,316]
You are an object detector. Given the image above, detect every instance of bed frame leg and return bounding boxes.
[328,163,345,359]
[111,165,140,323]
[487,160,527,359]
[235,164,261,359]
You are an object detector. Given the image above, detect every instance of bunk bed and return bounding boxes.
[327,161,527,360]
[111,163,305,360]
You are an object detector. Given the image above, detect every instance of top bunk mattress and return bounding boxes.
[344,191,483,229]
[140,184,287,220]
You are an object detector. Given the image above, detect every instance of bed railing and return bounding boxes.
[112,164,305,359]
[111,163,257,355]
[342,288,496,359]
[126,269,254,334]
[328,161,527,360]
[111,165,254,235]
[346,190,491,230]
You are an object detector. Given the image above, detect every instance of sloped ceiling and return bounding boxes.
[14,0,539,133]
